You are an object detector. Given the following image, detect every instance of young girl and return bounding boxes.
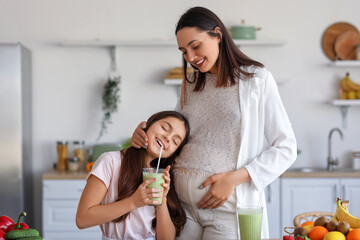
[76,111,190,240]
[132,6,297,240]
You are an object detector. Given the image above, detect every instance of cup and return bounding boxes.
[142,168,165,206]
[238,206,263,240]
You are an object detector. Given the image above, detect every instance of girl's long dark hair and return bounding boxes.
[175,6,264,91]
[114,111,190,236]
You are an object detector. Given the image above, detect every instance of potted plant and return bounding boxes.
[96,74,121,142]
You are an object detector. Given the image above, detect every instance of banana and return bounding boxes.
[342,72,360,92]
[336,197,360,228]
[331,214,340,223]
[340,73,353,92]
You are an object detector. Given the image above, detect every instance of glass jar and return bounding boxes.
[68,157,80,172]
[73,140,85,171]
[56,141,68,171]
[352,150,360,170]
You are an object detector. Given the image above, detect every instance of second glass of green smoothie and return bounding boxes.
[238,206,263,240]
[142,168,165,206]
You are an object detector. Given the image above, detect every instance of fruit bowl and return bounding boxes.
[282,198,360,240]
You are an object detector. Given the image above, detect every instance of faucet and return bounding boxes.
[327,128,344,171]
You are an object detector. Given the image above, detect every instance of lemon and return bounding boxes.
[323,231,346,240]
[303,225,313,233]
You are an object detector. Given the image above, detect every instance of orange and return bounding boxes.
[308,226,329,240]
[347,229,360,240]
[301,221,315,227]
[86,162,94,172]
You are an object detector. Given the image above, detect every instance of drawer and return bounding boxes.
[43,230,102,240]
[43,180,86,199]
[43,199,99,231]
[43,199,90,231]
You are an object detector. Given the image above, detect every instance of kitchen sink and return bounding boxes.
[288,167,356,173]
[289,167,328,172]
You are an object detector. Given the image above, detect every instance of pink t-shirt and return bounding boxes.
[88,151,156,240]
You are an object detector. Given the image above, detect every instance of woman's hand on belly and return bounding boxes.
[197,168,251,209]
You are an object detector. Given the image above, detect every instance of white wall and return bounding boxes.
[1,0,360,232]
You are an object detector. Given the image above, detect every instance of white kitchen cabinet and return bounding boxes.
[266,178,281,238]
[340,178,360,217]
[281,178,340,230]
[42,179,102,240]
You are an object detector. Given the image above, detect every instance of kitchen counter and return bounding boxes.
[281,170,360,178]
[42,169,89,179]
[43,168,360,180]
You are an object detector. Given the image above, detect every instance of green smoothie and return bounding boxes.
[238,207,263,240]
[142,168,165,206]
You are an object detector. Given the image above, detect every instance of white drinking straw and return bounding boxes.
[257,188,264,209]
[155,141,163,173]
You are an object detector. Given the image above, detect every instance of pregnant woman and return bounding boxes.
[132,6,297,239]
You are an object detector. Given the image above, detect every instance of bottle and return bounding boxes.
[56,141,68,171]
[73,140,85,171]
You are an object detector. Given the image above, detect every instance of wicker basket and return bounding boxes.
[293,211,335,227]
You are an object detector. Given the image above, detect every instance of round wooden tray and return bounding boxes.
[335,30,360,60]
[321,22,359,60]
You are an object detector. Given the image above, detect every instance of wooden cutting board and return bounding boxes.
[335,30,360,60]
[321,22,359,60]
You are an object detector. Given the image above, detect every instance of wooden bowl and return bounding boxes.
[321,22,359,60]
[335,30,360,60]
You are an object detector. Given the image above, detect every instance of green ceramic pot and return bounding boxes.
[230,25,260,40]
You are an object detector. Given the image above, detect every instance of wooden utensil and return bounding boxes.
[335,30,360,60]
[321,22,359,60]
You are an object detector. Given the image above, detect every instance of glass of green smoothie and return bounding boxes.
[142,168,165,206]
[238,206,263,240]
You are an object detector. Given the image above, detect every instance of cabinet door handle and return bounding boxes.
[334,185,338,198]
[267,185,272,203]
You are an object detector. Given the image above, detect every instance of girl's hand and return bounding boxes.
[131,178,163,208]
[131,121,148,149]
[162,165,171,198]
[197,171,238,209]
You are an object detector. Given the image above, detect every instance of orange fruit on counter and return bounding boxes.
[308,226,329,240]
[347,229,360,240]
[301,221,314,227]
[86,162,94,172]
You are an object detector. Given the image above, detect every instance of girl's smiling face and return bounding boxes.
[145,117,187,164]
[177,27,221,74]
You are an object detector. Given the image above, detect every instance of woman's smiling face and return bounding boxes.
[177,27,221,74]
[145,117,187,162]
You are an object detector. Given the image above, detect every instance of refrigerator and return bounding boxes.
[0,43,33,226]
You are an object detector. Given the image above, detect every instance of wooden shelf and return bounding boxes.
[329,61,360,67]
[60,39,176,47]
[330,99,360,128]
[60,39,287,47]
[331,99,360,106]
[164,78,289,86]
[164,79,182,85]
[233,39,286,46]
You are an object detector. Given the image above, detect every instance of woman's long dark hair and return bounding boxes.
[114,111,190,236]
[175,6,264,91]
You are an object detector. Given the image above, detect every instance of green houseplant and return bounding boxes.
[96,75,121,142]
